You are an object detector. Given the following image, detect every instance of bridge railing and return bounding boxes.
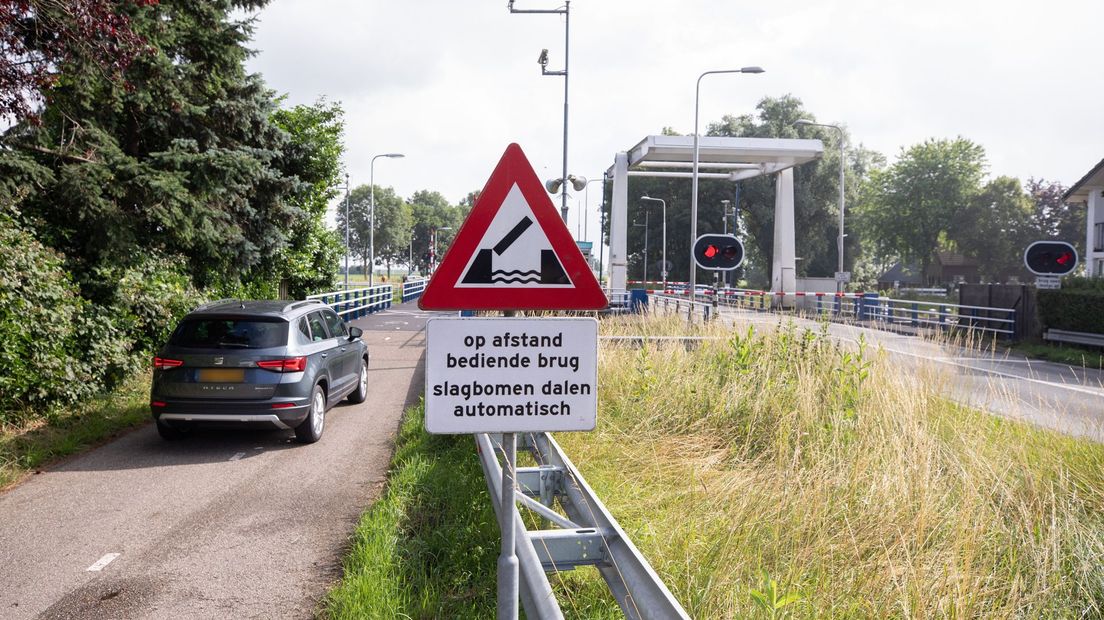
[705,288,1017,338]
[401,277,428,302]
[306,284,392,319]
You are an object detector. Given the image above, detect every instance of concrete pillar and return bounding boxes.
[772,168,796,306]
[609,152,629,290]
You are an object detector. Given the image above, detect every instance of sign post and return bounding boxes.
[420,144,606,619]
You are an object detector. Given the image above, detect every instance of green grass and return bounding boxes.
[328,315,1104,618]
[0,371,152,490]
[323,404,502,618]
[1009,340,1104,369]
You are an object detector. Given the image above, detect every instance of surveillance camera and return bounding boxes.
[538,49,549,67]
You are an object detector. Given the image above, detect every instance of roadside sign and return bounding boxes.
[835,271,851,283]
[424,317,597,434]
[418,144,607,311]
[1035,275,1061,290]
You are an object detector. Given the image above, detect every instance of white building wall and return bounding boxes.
[1089,188,1104,278]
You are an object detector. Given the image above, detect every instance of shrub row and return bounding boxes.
[0,214,203,422]
[1037,287,1104,335]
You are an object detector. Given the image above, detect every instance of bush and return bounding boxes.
[1037,287,1104,335]
[0,214,98,415]
[0,213,202,421]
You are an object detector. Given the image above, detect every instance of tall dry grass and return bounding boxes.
[554,314,1104,618]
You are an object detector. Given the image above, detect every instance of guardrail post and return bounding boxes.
[834,294,841,316]
[911,303,919,327]
[939,304,946,329]
[711,296,718,321]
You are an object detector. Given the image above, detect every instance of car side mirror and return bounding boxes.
[348,326,363,340]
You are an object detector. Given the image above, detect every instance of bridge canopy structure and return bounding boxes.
[607,135,823,295]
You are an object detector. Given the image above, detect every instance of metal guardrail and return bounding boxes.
[306,284,392,318]
[401,277,427,302]
[707,288,1016,337]
[652,293,717,321]
[1044,328,1104,347]
[476,432,690,620]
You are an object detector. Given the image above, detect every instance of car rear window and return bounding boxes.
[170,318,289,349]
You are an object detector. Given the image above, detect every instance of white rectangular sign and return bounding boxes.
[425,317,598,434]
[1035,276,1061,290]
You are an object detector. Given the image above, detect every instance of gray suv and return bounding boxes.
[150,299,369,443]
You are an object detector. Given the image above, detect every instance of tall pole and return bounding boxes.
[368,153,405,287]
[643,210,649,284]
[509,1,570,224]
[641,196,667,292]
[691,67,763,305]
[343,173,350,288]
[794,120,845,292]
[561,1,570,224]
[369,164,376,287]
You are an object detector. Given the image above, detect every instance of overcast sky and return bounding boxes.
[244,0,1104,241]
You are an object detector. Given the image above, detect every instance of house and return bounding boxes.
[1062,158,1104,278]
[876,262,923,290]
[926,251,979,285]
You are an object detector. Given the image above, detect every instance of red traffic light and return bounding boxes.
[1023,241,1078,276]
[693,234,744,271]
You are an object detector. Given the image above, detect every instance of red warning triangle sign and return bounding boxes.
[419,144,607,311]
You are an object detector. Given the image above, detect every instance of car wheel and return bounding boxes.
[156,420,186,441]
[295,384,326,444]
[347,358,368,404]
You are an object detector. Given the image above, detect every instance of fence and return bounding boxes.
[476,432,690,619]
[651,288,1018,338]
[306,284,392,318]
[401,277,427,302]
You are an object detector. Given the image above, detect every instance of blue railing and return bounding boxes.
[306,284,392,319]
[401,277,427,302]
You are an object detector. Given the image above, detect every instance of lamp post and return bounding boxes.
[369,152,404,287]
[640,195,667,291]
[632,214,649,284]
[510,0,571,224]
[690,66,763,301]
[341,173,350,288]
[431,226,453,272]
[794,119,845,292]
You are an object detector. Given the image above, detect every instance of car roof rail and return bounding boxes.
[282,299,326,314]
[194,298,242,311]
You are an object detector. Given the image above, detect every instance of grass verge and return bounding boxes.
[0,371,151,490]
[1009,339,1104,369]
[327,314,1104,618]
[323,404,501,618]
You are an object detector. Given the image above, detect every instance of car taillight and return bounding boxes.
[150,401,167,408]
[257,357,307,373]
[154,357,184,371]
[271,402,296,409]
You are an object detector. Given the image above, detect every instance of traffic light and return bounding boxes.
[1023,241,1078,276]
[693,234,744,270]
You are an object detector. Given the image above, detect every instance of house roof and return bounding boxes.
[934,251,979,267]
[1062,157,1104,204]
[878,262,923,284]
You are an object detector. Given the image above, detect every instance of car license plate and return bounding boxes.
[199,368,245,383]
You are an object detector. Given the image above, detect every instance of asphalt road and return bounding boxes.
[0,301,441,619]
[695,302,1104,441]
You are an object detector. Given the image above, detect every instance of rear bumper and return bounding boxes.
[151,399,310,429]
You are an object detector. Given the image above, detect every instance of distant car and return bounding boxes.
[149,299,369,443]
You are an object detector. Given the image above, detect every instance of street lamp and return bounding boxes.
[690,66,764,301]
[632,214,649,284]
[369,152,404,287]
[431,226,453,272]
[341,173,350,288]
[640,195,667,291]
[794,119,846,292]
[510,0,571,226]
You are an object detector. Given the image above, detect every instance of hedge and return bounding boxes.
[1036,288,1104,335]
